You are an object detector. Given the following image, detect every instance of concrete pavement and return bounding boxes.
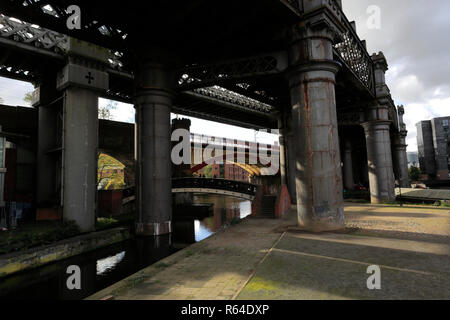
[88,203,450,300]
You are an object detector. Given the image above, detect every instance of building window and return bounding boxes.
[443,119,449,127]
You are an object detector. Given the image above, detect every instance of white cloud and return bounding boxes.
[0,77,33,106]
[343,0,450,153]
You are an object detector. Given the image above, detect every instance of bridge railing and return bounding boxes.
[122,178,258,198]
[332,3,376,96]
[172,178,258,196]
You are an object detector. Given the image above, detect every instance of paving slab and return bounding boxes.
[88,204,450,300]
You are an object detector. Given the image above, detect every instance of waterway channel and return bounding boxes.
[0,195,251,300]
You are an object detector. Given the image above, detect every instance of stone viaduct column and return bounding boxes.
[33,73,61,206]
[362,53,396,203]
[134,56,174,236]
[394,105,410,187]
[278,117,288,187]
[287,5,346,231]
[284,118,297,204]
[362,117,395,203]
[343,140,354,190]
[55,40,110,232]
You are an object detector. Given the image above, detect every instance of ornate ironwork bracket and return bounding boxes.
[185,86,276,115]
[177,52,288,91]
[0,13,125,71]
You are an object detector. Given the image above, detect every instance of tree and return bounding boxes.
[203,165,213,178]
[99,100,118,120]
[0,97,3,104]
[409,166,421,182]
[97,153,125,190]
[24,92,33,104]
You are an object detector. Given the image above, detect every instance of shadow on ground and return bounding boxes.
[237,232,450,300]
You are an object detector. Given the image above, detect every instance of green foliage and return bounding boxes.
[409,166,421,181]
[441,201,450,208]
[24,92,33,104]
[203,165,213,178]
[98,153,125,190]
[99,100,118,120]
[96,214,134,231]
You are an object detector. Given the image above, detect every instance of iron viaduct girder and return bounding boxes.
[0,0,393,131]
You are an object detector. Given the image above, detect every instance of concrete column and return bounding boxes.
[62,87,99,232]
[362,120,395,203]
[287,18,345,231]
[135,62,174,236]
[343,140,354,190]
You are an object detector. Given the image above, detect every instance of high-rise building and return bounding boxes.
[416,117,450,180]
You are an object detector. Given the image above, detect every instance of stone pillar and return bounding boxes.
[394,143,409,187]
[394,105,410,187]
[56,39,110,232]
[278,117,287,187]
[363,119,395,203]
[343,140,354,190]
[362,52,396,203]
[33,74,61,206]
[135,60,174,236]
[287,10,346,231]
[61,87,99,232]
[285,130,297,204]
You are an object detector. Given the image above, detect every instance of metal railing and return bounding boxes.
[172,178,258,196]
[332,4,375,96]
[122,178,258,198]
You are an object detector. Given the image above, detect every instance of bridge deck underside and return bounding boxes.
[0,0,374,129]
[0,0,297,60]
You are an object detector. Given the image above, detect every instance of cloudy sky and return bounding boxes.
[343,0,450,151]
[1,1,450,150]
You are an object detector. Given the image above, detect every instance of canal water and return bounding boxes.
[0,195,251,300]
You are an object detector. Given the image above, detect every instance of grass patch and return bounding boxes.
[96,213,134,231]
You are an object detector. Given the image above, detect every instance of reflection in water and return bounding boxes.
[194,220,214,242]
[96,251,126,275]
[193,194,251,242]
[0,235,174,300]
[0,194,251,300]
